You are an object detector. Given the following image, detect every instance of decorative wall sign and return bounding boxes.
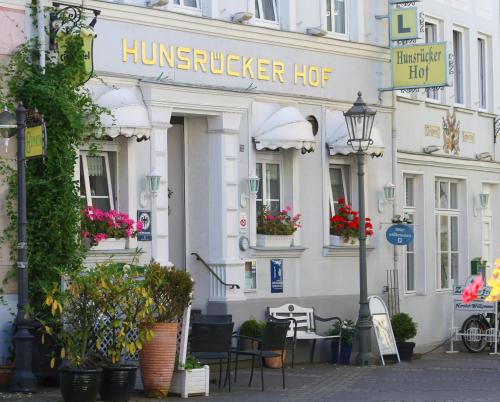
[442,111,460,154]
[424,124,440,139]
[390,7,418,41]
[270,259,283,293]
[386,224,414,246]
[462,131,475,144]
[239,212,248,233]
[137,210,152,241]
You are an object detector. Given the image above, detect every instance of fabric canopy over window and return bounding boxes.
[252,102,316,152]
[326,110,384,157]
[94,87,151,140]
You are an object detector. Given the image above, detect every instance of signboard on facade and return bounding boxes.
[391,42,448,89]
[386,224,414,246]
[25,124,45,158]
[137,210,152,241]
[462,131,475,144]
[270,259,283,293]
[424,124,440,139]
[390,7,418,41]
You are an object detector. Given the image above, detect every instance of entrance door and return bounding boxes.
[168,118,186,269]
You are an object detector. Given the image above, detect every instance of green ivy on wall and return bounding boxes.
[0,33,108,315]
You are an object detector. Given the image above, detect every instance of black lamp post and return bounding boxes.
[0,103,37,392]
[343,92,377,366]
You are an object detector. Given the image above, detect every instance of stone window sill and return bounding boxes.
[323,245,375,257]
[250,246,307,258]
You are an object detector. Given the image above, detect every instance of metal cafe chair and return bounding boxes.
[232,317,291,391]
[190,322,234,391]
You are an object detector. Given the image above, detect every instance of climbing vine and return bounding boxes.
[0,25,108,315]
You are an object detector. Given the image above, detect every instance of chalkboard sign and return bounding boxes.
[368,296,400,365]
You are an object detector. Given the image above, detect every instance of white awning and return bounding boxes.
[326,110,384,157]
[253,103,316,152]
[95,87,151,140]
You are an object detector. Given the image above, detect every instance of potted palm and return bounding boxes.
[43,268,103,402]
[139,262,193,398]
[326,320,356,365]
[256,205,301,248]
[330,198,373,246]
[93,263,153,402]
[391,313,417,361]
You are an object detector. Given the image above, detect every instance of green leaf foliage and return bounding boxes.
[239,319,266,338]
[391,312,417,343]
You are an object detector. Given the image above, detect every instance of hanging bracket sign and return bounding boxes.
[386,224,414,246]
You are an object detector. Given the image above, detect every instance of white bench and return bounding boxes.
[268,303,342,367]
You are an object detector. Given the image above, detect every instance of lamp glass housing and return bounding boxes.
[383,183,396,202]
[147,174,161,194]
[344,92,376,152]
[247,174,260,196]
[0,108,17,140]
[479,193,489,209]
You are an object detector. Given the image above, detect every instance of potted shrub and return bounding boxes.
[256,205,301,248]
[139,262,193,398]
[329,198,373,246]
[391,313,417,361]
[43,268,103,402]
[170,355,209,398]
[80,206,142,250]
[238,319,266,350]
[93,263,153,402]
[326,320,356,365]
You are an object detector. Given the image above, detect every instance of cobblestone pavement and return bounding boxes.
[3,351,500,402]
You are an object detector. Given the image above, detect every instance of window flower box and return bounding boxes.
[170,365,210,398]
[329,198,373,246]
[257,234,293,248]
[329,235,359,247]
[90,238,127,251]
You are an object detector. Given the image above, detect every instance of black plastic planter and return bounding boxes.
[99,365,138,402]
[396,341,415,362]
[60,367,102,402]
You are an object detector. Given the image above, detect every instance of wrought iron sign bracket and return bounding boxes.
[49,2,100,50]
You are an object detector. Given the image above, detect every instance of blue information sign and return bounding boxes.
[386,224,413,246]
[137,210,152,241]
[270,259,283,293]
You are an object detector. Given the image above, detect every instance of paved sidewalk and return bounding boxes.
[2,351,500,401]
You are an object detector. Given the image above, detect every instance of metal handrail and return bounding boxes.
[191,252,240,289]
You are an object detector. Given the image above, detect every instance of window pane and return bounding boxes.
[255,0,261,18]
[183,0,198,7]
[439,181,448,208]
[425,23,438,99]
[478,38,487,109]
[451,216,458,251]
[79,156,86,197]
[450,182,458,209]
[262,0,276,21]
[93,198,111,212]
[334,0,346,34]
[330,168,344,202]
[451,253,459,285]
[326,0,332,32]
[256,163,263,202]
[87,156,109,198]
[440,252,449,289]
[440,215,448,252]
[266,164,280,201]
[406,252,415,291]
[453,30,463,104]
[405,177,414,207]
[174,0,180,4]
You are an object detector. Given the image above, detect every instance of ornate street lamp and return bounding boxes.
[0,103,37,391]
[344,92,377,366]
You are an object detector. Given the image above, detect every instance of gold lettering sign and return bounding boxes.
[463,131,475,144]
[122,39,333,88]
[25,125,44,158]
[424,124,440,139]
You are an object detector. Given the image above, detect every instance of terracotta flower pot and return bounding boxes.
[264,350,286,369]
[139,322,178,398]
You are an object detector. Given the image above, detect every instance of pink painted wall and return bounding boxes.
[0,7,25,56]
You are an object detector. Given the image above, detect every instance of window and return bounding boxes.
[326,0,347,35]
[328,165,350,216]
[404,176,416,292]
[425,22,439,101]
[255,0,278,22]
[435,179,460,290]
[478,37,487,110]
[256,161,281,214]
[173,0,200,7]
[80,151,115,212]
[453,30,464,105]
[244,260,257,291]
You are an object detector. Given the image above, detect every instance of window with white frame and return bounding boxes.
[326,0,347,35]
[453,29,464,105]
[404,175,416,292]
[435,179,460,290]
[255,0,278,22]
[425,22,439,101]
[256,158,281,214]
[173,0,200,8]
[328,165,351,215]
[477,37,487,110]
[80,151,115,212]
